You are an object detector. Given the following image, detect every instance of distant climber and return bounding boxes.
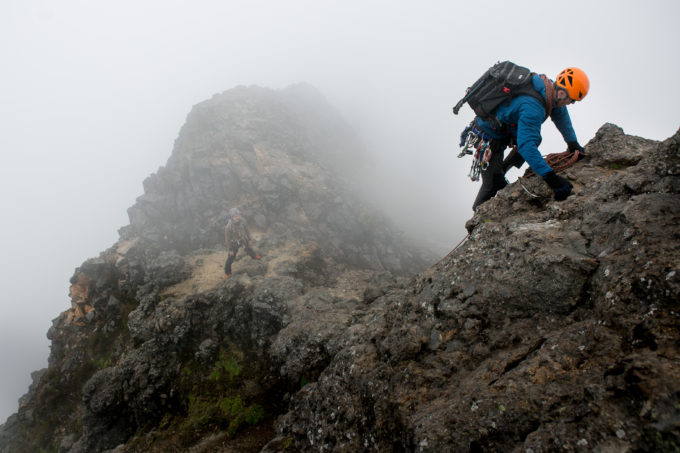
[224,208,261,278]
[454,63,590,210]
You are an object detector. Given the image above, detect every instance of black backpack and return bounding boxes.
[453,61,545,123]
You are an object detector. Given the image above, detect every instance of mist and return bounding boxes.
[1,0,679,423]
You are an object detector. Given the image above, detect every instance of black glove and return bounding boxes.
[543,171,573,201]
[567,141,587,160]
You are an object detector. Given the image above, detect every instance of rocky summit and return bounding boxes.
[0,83,678,453]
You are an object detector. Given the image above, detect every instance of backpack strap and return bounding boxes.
[539,74,554,118]
[486,74,552,130]
[508,73,554,119]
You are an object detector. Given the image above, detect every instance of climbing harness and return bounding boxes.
[458,125,493,181]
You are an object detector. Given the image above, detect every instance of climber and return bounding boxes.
[224,208,261,278]
[464,66,589,210]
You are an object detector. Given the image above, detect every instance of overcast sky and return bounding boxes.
[1,0,678,422]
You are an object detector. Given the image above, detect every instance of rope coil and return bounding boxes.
[523,149,583,177]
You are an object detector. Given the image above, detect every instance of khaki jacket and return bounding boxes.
[225,217,251,246]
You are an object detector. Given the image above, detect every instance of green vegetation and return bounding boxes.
[173,346,266,445]
[642,430,680,453]
[37,448,58,453]
[283,437,294,449]
[12,295,138,453]
[180,394,264,439]
[208,350,243,382]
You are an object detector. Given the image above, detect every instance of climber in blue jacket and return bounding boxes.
[471,67,590,210]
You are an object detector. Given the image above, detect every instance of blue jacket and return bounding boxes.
[475,74,578,177]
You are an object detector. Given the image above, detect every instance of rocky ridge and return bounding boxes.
[0,83,678,452]
[0,84,430,453]
[262,123,680,452]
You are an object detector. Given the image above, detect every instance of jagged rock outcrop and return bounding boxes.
[263,123,680,452]
[1,82,678,453]
[121,83,407,271]
[0,84,431,453]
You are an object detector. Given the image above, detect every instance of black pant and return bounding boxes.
[224,241,258,274]
[472,138,523,210]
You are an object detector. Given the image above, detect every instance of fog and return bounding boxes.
[1,0,678,422]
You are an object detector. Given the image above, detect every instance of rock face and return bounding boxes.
[0,84,431,453]
[263,123,680,452]
[1,84,679,453]
[122,83,405,271]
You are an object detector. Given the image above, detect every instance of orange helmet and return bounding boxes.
[556,67,590,101]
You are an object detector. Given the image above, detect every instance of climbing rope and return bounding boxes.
[523,149,583,177]
[515,148,584,198]
[518,177,542,198]
[429,233,470,270]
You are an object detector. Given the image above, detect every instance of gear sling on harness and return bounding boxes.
[458,123,495,181]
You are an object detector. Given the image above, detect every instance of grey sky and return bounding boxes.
[1,0,678,422]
